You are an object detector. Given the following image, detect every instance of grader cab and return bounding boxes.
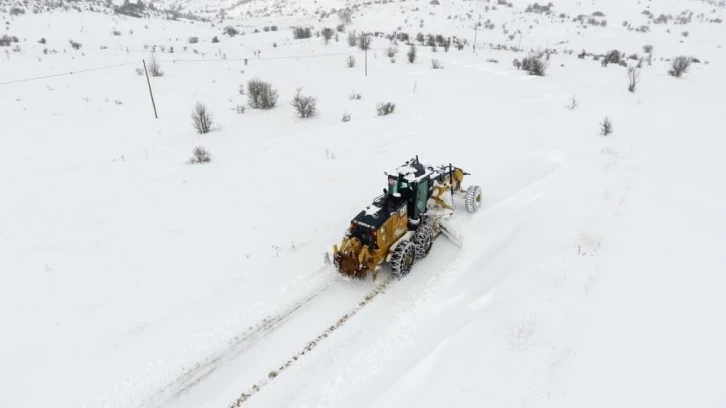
[330,156,483,281]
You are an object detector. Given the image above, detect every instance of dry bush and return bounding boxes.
[600,117,613,136]
[290,88,317,118]
[431,59,442,69]
[321,27,334,44]
[407,44,417,63]
[513,58,521,69]
[189,146,211,163]
[345,55,356,68]
[627,67,640,92]
[341,112,351,122]
[293,27,312,39]
[347,32,357,47]
[348,92,362,100]
[358,33,371,50]
[188,36,199,44]
[522,53,548,76]
[247,78,278,109]
[69,40,82,49]
[385,45,398,58]
[376,102,396,116]
[191,103,213,134]
[668,56,691,77]
[148,53,163,77]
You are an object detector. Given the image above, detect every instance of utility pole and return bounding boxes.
[473,24,478,54]
[142,59,158,119]
[365,46,368,76]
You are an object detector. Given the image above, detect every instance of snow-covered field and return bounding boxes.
[2,0,725,407]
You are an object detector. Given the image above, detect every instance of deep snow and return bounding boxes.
[1,0,725,407]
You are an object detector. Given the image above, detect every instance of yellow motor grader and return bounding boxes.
[328,156,483,280]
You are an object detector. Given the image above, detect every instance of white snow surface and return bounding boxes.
[1,0,726,407]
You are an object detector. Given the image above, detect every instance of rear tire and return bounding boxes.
[465,185,483,213]
[390,240,416,278]
[412,225,435,260]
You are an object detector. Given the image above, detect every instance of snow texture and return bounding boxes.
[1,0,725,407]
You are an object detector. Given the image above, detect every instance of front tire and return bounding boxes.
[390,240,416,278]
[465,185,483,213]
[412,225,435,260]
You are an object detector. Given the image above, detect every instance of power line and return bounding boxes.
[0,61,139,86]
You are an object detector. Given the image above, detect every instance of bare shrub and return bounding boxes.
[112,30,122,36]
[190,146,211,163]
[600,117,613,136]
[627,67,640,92]
[345,55,356,68]
[148,53,163,77]
[188,36,199,44]
[385,45,398,58]
[348,92,362,100]
[69,40,82,50]
[601,49,621,66]
[338,8,353,25]
[358,33,371,50]
[431,59,442,69]
[376,102,396,116]
[407,44,417,63]
[565,96,578,110]
[224,26,239,36]
[341,112,351,122]
[668,56,691,77]
[522,53,548,76]
[290,88,317,118]
[293,27,312,39]
[643,44,654,54]
[347,32,357,47]
[191,103,214,134]
[513,58,521,69]
[247,78,278,109]
[321,27,334,44]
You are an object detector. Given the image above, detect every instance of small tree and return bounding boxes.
[627,66,640,92]
[148,52,163,77]
[358,33,371,50]
[247,78,278,109]
[524,54,548,76]
[407,44,417,63]
[385,45,398,58]
[191,103,213,134]
[513,58,521,69]
[338,8,353,25]
[345,55,356,68]
[431,59,442,69]
[376,102,396,116]
[600,117,613,136]
[668,56,691,77]
[190,146,211,163]
[321,27,334,44]
[290,88,317,118]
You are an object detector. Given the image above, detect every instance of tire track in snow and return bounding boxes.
[228,273,397,407]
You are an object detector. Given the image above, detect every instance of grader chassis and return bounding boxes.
[329,156,483,281]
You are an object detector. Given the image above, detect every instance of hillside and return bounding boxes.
[1,0,725,407]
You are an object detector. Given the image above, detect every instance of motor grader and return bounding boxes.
[329,156,483,281]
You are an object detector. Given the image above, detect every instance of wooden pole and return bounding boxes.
[142,59,158,119]
[365,47,368,76]
[473,25,478,54]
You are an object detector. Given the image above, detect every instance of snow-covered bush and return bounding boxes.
[188,36,199,44]
[348,92,362,100]
[247,79,278,109]
[431,59,442,69]
[191,103,214,134]
[668,56,691,77]
[376,102,396,116]
[190,146,211,163]
[290,88,317,118]
[224,26,239,37]
[601,49,621,66]
[341,112,351,122]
